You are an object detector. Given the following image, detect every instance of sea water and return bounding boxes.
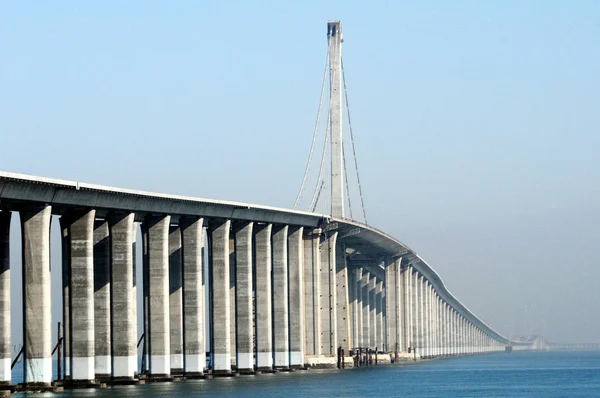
[12,351,600,397]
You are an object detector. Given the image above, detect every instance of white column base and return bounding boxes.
[71,357,95,380]
[290,351,303,366]
[170,353,183,370]
[24,357,52,384]
[113,355,137,378]
[185,354,205,373]
[237,352,253,370]
[150,354,170,375]
[0,358,10,382]
[256,352,272,369]
[213,354,231,372]
[274,351,289,368]
[65,356,71,377]
[95,355,111,375]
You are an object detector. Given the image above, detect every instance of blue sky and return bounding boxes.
[1,1,599,344]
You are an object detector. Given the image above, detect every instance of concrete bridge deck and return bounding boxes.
[0,170,513,387]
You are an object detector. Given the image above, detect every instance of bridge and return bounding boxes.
[0,21,525,388]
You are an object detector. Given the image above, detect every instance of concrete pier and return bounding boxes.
[360,271,370,347]
[403,266,412,352]
[210,220,232,374]
[375,281,383,349]
[334,240,351,351]
[352,267,363,349]
[144,216,171,377]
[234,222,253,372]
[302,229,320,356]
[410,270,419,356]
[368,277,376,348]
[319,232,337,355]
[228,236,236,369]
[169,225,184,375]
[180,217,205,376]
[21,205,52,384]
[424,282,431,357]
[380,284,386,351]
[108,213,137,379]
[63,210,96,381]
[272,225,289,368]
[0,211,10,384]
[385,259,400,354]
[93,220,111,379]
[288,226,304,367]
[60,217,71,379]
[254,223,272,370]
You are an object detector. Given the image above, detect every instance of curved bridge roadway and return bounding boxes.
[0,171,524,386]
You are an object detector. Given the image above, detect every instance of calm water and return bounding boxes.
[14,351,600,397]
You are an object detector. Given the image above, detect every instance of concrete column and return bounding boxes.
[234,222,253,372]
[353,268,363,348]
[423,281,430,357]
[63,210,96,381]
[209,219,231,374]
[431,292,436,357]
[395,262,403,353]
[288,226,304,368]
[302,229,320,356]
[254,223,272,370]
[368,276,377,348]
[131,221,138,373]
[108,213,137,379]
[60,217,71,379]
[180,217,205,376]
[335,239,351,351]
[375,281,383,350]
[168,225,183,374]
[420,281,427,358]
[430,288,435,356]
[21,205,52,384]
[384,262,396,353]
[456,313,461,355]
[381,285,386,351]
[447,305,452,355]
[441,299,445,355]
[454,312,459,356]
[403,266,412,352]
[446,304,450,355]
[319,232,337,355]
[272,225,289,368]
[361,272,370,347]
[410,270,419,355]
[435,295,441,356]
[348,266,357,349]
[143,216,171,377]
[93,221,111,378]
[228,236,236,369]
[0,211,10,384]
[452,312,458,356]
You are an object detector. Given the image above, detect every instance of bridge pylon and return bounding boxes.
[328,20,344,218]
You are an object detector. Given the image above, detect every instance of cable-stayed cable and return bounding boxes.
[293,50,329,209]
[309,112,330,212]
[341,58,368,224]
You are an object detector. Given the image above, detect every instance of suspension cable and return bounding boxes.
[309,112,330,211]
[294,49,330,209]
[341,58,368,224]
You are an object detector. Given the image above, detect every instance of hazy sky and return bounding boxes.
[1,1,599,345]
